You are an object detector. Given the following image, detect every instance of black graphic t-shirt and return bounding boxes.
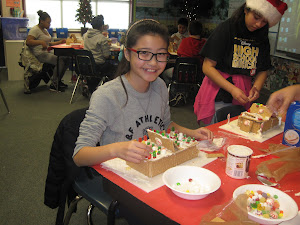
[201,18,272,77]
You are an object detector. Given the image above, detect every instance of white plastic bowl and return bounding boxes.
[162,166,221,200]
[233,184,298,225]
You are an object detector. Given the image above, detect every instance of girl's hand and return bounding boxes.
[113,141,152,163]
[231,87,249,104]
[194,127,213,140]
[248,85,260,102]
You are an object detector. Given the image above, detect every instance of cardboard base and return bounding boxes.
[219,119,284,143]
[101,151,216,193]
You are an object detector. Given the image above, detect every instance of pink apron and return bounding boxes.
[194,71,252,124]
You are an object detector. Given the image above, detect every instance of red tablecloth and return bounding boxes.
[93,120,300,225]
[48,43,83,51]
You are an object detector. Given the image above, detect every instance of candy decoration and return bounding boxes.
[189,178,193,182]
[244,120,250,126]
[153,151,156,158]
[270,211,278,219]
[247,190,283,220]
[157,146,161,155]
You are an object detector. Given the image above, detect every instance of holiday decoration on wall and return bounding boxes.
[75,0,93,28]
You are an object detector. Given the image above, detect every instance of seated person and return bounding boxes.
[170,18,189,50]
[83,15,116,93]
[162,20,206,87]
[26,10,70,92]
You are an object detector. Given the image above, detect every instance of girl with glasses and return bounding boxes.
[194,0,288,125]
[73,19,213,167]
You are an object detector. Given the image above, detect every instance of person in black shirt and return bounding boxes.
[194,0,288,125]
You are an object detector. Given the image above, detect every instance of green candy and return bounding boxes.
[251,203,257,208]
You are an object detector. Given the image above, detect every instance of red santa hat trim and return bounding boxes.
[246,0,288,27]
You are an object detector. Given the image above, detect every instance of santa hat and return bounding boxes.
[246,0,288,27]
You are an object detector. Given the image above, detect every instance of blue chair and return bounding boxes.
[63,167,119,225]
[108,29,119,38]
[56,28,68,38]
[44,108,119,225]
[212,105,246,124]
[47,28,53,37]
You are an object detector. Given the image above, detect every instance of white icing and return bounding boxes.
[227,145,253,157]
[145,129,198,161]
[172,179,212,194]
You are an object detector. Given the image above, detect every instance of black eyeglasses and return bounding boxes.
[127,48,169,62]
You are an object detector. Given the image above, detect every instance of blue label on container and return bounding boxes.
[293,109,300,130]
[283,101,300,147]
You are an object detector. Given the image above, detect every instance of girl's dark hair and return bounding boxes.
[115,19,169,106]
[115,19,169,77]
[231,3,247,23]
[91,15,104,29]
[37,10,50,23]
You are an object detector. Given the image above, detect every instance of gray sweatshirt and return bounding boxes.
[83,29,110,64]
[74,75,172,157]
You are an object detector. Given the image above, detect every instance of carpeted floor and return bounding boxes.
[0,68,199,225]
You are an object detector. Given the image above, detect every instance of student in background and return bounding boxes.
[267,84,300,115]
[83,15,116,93]
[26,10,70,92]
[170,17,189,49]
[161,20,206,87]
[194,0,288,125]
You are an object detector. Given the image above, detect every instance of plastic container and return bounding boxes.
[108,29,119,38]
[225,145,253,179]
[0,17,29,40]
[56,28,68,38]
[282,101,300,147]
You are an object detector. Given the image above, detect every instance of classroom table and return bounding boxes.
[50,44,82,91]
[50,44,120,91]
[93,119,300,225]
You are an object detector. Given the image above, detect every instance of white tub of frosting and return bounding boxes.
[225,145,253,179]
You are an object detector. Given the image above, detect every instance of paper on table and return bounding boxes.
[101,151,216,193]
[219,119,284,143]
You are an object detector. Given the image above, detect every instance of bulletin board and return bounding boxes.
[6,0,20,8]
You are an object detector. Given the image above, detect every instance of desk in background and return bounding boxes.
[93,119,300,225]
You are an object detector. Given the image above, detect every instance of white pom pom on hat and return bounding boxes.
[246,0,288,27]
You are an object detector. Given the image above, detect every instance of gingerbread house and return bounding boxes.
[237,103,279,134]
[126,129,199,177]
